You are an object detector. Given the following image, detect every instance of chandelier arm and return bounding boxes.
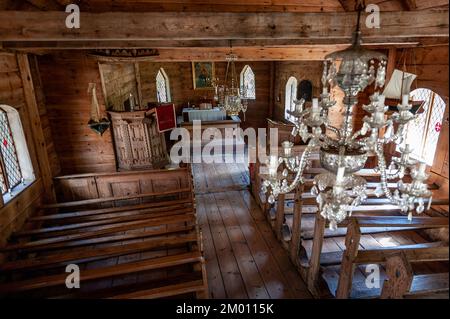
[374,142,402,205]
[278,143,315,194]
[380,123,406,144]
[324,123,341,139]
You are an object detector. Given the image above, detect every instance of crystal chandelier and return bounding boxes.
[217,50,248,117]
[261,5,432,230]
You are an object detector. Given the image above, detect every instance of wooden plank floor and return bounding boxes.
[192,161,312,299]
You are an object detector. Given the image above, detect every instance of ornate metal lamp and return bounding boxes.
[261,3,432,230]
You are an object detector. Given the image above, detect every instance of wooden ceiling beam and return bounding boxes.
[24,0,63,10]
[4,38,444,51]
[5,44,445,62]
[51,0,345,13]
[0,10,447,43]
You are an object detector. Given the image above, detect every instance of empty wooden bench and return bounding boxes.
[0,167,208,299]
[334,216,449,299]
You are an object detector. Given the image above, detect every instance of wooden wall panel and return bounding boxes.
[27,55,61,178]
[397,45,449,98]
[38,52,117,174]
[139,61,270,130]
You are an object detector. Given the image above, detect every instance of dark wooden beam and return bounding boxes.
[338,0,354,11]
[402,0,418,10]
[0,10,447,43]
[24,0,63,10]
[2,39,435,51]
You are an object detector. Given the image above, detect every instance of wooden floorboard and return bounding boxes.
[192,161,312,299]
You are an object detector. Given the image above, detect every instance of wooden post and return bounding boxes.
[17,53,56,203]
[307,212,326,292]
[275,193,285,240]
[289,183,304,263]
[381,252,414,299]
[336,218,362,299]
[268,61,275,119]
[134,62,144,109]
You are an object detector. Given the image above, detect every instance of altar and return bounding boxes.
[178,107,242,148]
[182,107,226,122]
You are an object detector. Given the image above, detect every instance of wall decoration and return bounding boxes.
[192,62,215,90]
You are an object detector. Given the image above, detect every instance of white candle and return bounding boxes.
[322,87,328,95]
[312,98,319,112]
[402,94,409,106]
[378,95,386,107]
[336,166,346,184]
[418,162,427,175]
[282,141,294,157]
[268,155,279,177]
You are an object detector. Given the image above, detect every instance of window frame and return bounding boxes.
[0,108,23,195]
[399,88,447,165]
[156,68,171,103]
[284,76,298,123]
[0,105,35,203]
[240,65,256,100]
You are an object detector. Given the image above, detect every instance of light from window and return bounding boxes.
[156,68,171,103]
[240,65,256,99]
[0,109,23,194]
[285,76,298,122]
[401,88,446,165]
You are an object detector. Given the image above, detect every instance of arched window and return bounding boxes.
[285,76,298,122]
[0,105,34,201]
[240,65,256,99]
[401,88,446,165]
[156,68,171,103]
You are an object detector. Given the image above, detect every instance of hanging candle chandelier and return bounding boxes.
[261,3,432,230]
[220,50,248,117]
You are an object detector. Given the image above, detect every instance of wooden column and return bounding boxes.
[134,62,144,109]
[289,183,304,263]
[275,193,285,241]
[307,212,326,292]
[17,53,56,203]
[268,61,275,119]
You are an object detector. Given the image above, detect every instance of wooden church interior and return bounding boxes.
[0,0,448,299]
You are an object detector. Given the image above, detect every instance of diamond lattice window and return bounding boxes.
[402,88,447,165]
[240,65,256,99]
[156,68,170,103]
[0,109,22,194]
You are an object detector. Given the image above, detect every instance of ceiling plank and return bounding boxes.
[338,0,354,11]
[52,0,344,13]
[0,10,447,43]
[24,0,63,10]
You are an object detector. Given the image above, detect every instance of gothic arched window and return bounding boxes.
[240,65,256,99]
[156,68,171,103]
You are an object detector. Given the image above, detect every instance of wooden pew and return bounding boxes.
[381,251,449,299]
[335,217,449,299]
[0,167,209,299]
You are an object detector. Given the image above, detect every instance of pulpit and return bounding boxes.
[109,110,169,171]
